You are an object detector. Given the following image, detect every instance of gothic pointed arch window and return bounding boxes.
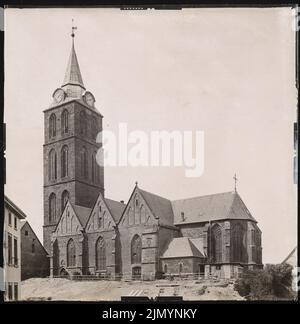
[232,223,244,262]
[61,109,69,134]
[52,239,60,276]
[61,145,68,178]
[164,264,168,274]
[95,151,100,184]
[96,237,106,271]
[91,153,96,183]
[140,205,146,224]
[131,234,142,264]
[128,207,134,226]
[49,113,56,138]
[61,190,69,213]
[48,149,57,181]
[92,116,97,139]
[49,193,56,223]
[79,111,87,135]
[80,147,88,179]
[211,224,222,263]
[67,239,76,267]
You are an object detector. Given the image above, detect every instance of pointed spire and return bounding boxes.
[62,41,85,89]
[61,21,85,98]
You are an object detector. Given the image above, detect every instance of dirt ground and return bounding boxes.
[21,277,244,301]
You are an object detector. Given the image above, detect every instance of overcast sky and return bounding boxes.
[4,7,297,263]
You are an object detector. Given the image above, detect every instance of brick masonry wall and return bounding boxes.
[179,223,208,238]
[43,100,104,254]
[21,222,49,280]
[161,257,204,274]
[50,233,86,276]
[157,226,179,272]
[86,230,116,277]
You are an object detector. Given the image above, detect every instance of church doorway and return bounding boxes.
[132,266,141,280]
[198,264,205,276]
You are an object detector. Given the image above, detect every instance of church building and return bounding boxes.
[43,31,263,280]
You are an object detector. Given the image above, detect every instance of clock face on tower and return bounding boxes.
[53,88,65,104]
[84,91,95,107]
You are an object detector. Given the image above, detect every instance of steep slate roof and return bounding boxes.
[73,205,92,228]
[161,237,205,259]
[105,198,126,224]
[190,238,206,257]
[139,189,174,226]
[172,191,256,225]
[62,42,85,88]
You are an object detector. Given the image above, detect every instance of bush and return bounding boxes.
[234,264,294,300]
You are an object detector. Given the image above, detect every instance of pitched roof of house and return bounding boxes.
[20,221,48,255]
[73,205,92,228]
[4,195,27,219]
[104,198,126,224]
[172,191,256,225]
[161,237,205,259]
[139,188,174,226]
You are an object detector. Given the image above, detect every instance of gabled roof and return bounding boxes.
[73,205,92,228]
[20,221,48,255]
[62,42,85,89]
[172,191,256,225]
[4,195,27,219]
[104,198,126,224]
[161,237,205,259]
[139,189,174,226]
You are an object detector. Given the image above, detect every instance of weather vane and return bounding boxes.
[71,19,77,39]
[233,173,238,192]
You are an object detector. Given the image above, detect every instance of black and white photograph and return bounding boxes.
[0,6,298,304]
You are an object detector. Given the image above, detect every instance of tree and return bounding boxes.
[234,263,295,300]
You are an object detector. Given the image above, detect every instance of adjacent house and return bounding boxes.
[3,196,26,301]
[20,221,49,280]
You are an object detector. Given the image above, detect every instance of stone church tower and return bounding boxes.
[43,33,104,253]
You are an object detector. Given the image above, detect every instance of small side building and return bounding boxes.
[20,221,49,280]
[161,237,207,276]
[3,196,26,301]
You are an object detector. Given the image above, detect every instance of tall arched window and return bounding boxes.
[49,113,56,138]
[80,147,88,179]
[232,223,244,262]
[67,239,76,267]
[92,116,97,139]
[48,149,57,181]
[61,190,69,213]
[95,152,100,183]
[61,145,68,178]
[49,193,56,222]
[96,237,106,271]
[211,224,222,263]
[128,207,134,226]
[179,263,183,273]
[79,111,87,135]
[131,234,142,264]
[61,109,69,134]
[91,153,96,183]
[164,264,168,274]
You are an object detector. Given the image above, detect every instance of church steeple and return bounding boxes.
[61,23,85,98]
[62,42,85,89]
